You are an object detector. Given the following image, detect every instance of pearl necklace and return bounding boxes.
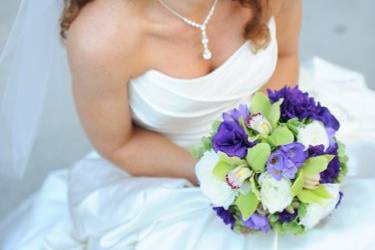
[158,0,220,60]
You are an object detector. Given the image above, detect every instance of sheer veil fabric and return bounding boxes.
[1,1,375,250]
[0,0,70,178]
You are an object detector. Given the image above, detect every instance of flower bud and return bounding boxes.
[247,113,272,135]
[225,166,252,190]
[303,174,321,189]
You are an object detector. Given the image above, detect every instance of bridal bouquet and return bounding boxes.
[191,86,348,234]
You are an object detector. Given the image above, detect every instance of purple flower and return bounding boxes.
[242,213,270,233]
[280,143,307,168]
[267,86,340,131]
[223,104,250,123]
[212,120,254,159]
[335,191,344,208]
[267,151,294,180]
[326,127,337,147]
[318,106,340,131]
[278,210,297,223]
[267,143,307,180]
[213,207,235,228]
[307,144,340,183]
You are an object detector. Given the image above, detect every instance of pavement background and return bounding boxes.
[0,0,374,221]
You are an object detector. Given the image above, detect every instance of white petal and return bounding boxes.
[299,184,341,229]
[259,173,293,213]
[200,181,235,208]
[195,150,235,208]
[298,121,330,149]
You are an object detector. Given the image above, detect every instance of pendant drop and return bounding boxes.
[158,0,220,61]
[203,48,212,60]
[201,27,212,60]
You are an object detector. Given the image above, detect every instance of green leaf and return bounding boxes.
[246,143,271,173]
[298,202,307,218]
[211,119,222,134]
[286,118,304,135]
[339,162,348,179]
[250,92,272,118]
[250,176,261,200]
[340,155,349,164]
[282,221,305,234]
[268,126,295,146]
[272,222,283,233]
[337,166,347,183]
[297,189,326,205]
[249,134,260,142]
[189,145,203,160]
[269,99,283,128]
[235,191,259,220]
[302,155,330,175]
[212,161,236,180]
[291,170,305,196]
[337,141,347,158]
[189,137,212,159]
[310,185,332,199]
[269,213,279,223]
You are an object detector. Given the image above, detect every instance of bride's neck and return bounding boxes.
[161,0,217,21]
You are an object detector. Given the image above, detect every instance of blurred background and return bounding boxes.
[0,0,374,221]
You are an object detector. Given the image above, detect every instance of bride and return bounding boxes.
[1,0,375,249]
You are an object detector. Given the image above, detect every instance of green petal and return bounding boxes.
[302,155,332,176]
[268,126,295,146]
[218,153,247,166]
[212,160,236,180]
[250,92,272,118]
[246,143,271,173]
[297,189,326,205]
[269,99,283,128]
[235,191,259,221]
[310,185,332,199]
[291,170,305,196]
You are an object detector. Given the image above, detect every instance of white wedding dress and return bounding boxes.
[1,17,375,250]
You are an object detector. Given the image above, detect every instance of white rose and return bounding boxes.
[297,121,330,150]
[299,184,341,229]
[195,150,235,208]
[258,173,293,213]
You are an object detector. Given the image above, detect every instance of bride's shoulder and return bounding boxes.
[65,0,146,69]
[268,0,299,16]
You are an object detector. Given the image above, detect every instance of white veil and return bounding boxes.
[0,0,71,178]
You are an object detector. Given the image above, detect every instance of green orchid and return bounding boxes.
[291,155,336,205]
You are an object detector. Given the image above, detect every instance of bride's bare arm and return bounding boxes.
[66,2,197,184]
[262,0,302,91]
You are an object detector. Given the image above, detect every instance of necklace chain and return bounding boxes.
[158,0,220,60]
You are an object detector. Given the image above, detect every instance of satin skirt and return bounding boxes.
[0,149,375,250]
[1,58,375,250]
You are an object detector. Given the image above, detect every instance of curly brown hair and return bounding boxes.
[61,0,270,51]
